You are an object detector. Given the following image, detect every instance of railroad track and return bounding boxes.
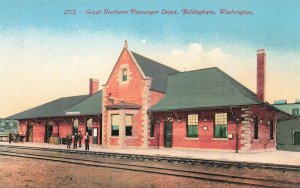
[1,145,300,188]
[0,148,299,188]
[1,144,300,173]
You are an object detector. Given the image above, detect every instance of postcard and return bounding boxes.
[0,0,299,187]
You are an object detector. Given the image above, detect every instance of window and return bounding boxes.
[214,113,227,138]
[111,114,119,136]
[294,131,300,145]
[125,115,133,136]
[150,118,155,137]
[122,68,128,81]
[254,116,259,140]
[292,108,299,116]
[187,114,198,137]
[270,120,274,140]
[72,119,79,135]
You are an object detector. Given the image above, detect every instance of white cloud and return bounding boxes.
[160,43,229,71]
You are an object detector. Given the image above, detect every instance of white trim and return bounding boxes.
[185,137,199,141]
[124,136,138,139]
[212,138,229,141]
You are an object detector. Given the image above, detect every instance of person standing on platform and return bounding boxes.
[78,131,83,147]
[73,132,78,149]
[8,132,12,143]
[66,132,72,149]
[85,132,90,151]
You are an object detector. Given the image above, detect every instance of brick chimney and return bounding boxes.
[89,78,99,95]
[257,49,266,101]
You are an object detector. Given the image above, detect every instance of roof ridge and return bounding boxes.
[214,68,263,104]
[131,51,179,72]
[167,67,219,77]
[61,94,88,100]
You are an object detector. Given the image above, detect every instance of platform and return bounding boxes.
[1,142,299,166]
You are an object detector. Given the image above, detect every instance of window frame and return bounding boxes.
[186,114,199,138]
[111,114,120,136]
[125,114,133,136]
[122,68,128,81]
[214,113,228,138]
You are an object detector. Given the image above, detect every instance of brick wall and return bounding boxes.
[151,106,276,151]
[149,90,165,108]
[18,121,27,137]
[19,117,100,145]
[32,122,45,143]
[102,48,148,148]
[248,106,276,150]
[152,111,238,150]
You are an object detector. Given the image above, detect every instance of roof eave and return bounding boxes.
[149,103,262,113]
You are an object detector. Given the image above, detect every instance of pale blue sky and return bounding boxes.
[0,0,299,117]
[1,0,299,51]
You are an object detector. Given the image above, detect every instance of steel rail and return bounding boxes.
[1,145,300,173]
[0,148,299,188]
[0,150,289,188]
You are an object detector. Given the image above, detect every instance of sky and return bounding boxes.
[0,0,300,118]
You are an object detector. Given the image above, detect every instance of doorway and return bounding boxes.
[164,116,173,148]
[44,122,53,143]
[26,123,33,142]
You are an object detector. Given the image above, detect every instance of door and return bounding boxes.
[44,122,53,143]
[26,123,33,142]
[164,116,173,148]
[93,128,98,144]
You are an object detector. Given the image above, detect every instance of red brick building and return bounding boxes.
[9,42,290,152]
[9,79,102,145]
[101,43,290,152]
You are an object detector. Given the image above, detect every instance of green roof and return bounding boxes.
[66,91,102,116]
[131,51,180,93]
[150,67,263,111]
[7,90,103,120]
[274,103,300,116]
[7,95,88,120]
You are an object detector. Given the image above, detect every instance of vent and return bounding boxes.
[274,100,287,105]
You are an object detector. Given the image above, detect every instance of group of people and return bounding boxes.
[66,131,90,150]
[8,132,23,143]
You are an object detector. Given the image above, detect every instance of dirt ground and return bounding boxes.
[0,156,235,188]
[0,154,299,188]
